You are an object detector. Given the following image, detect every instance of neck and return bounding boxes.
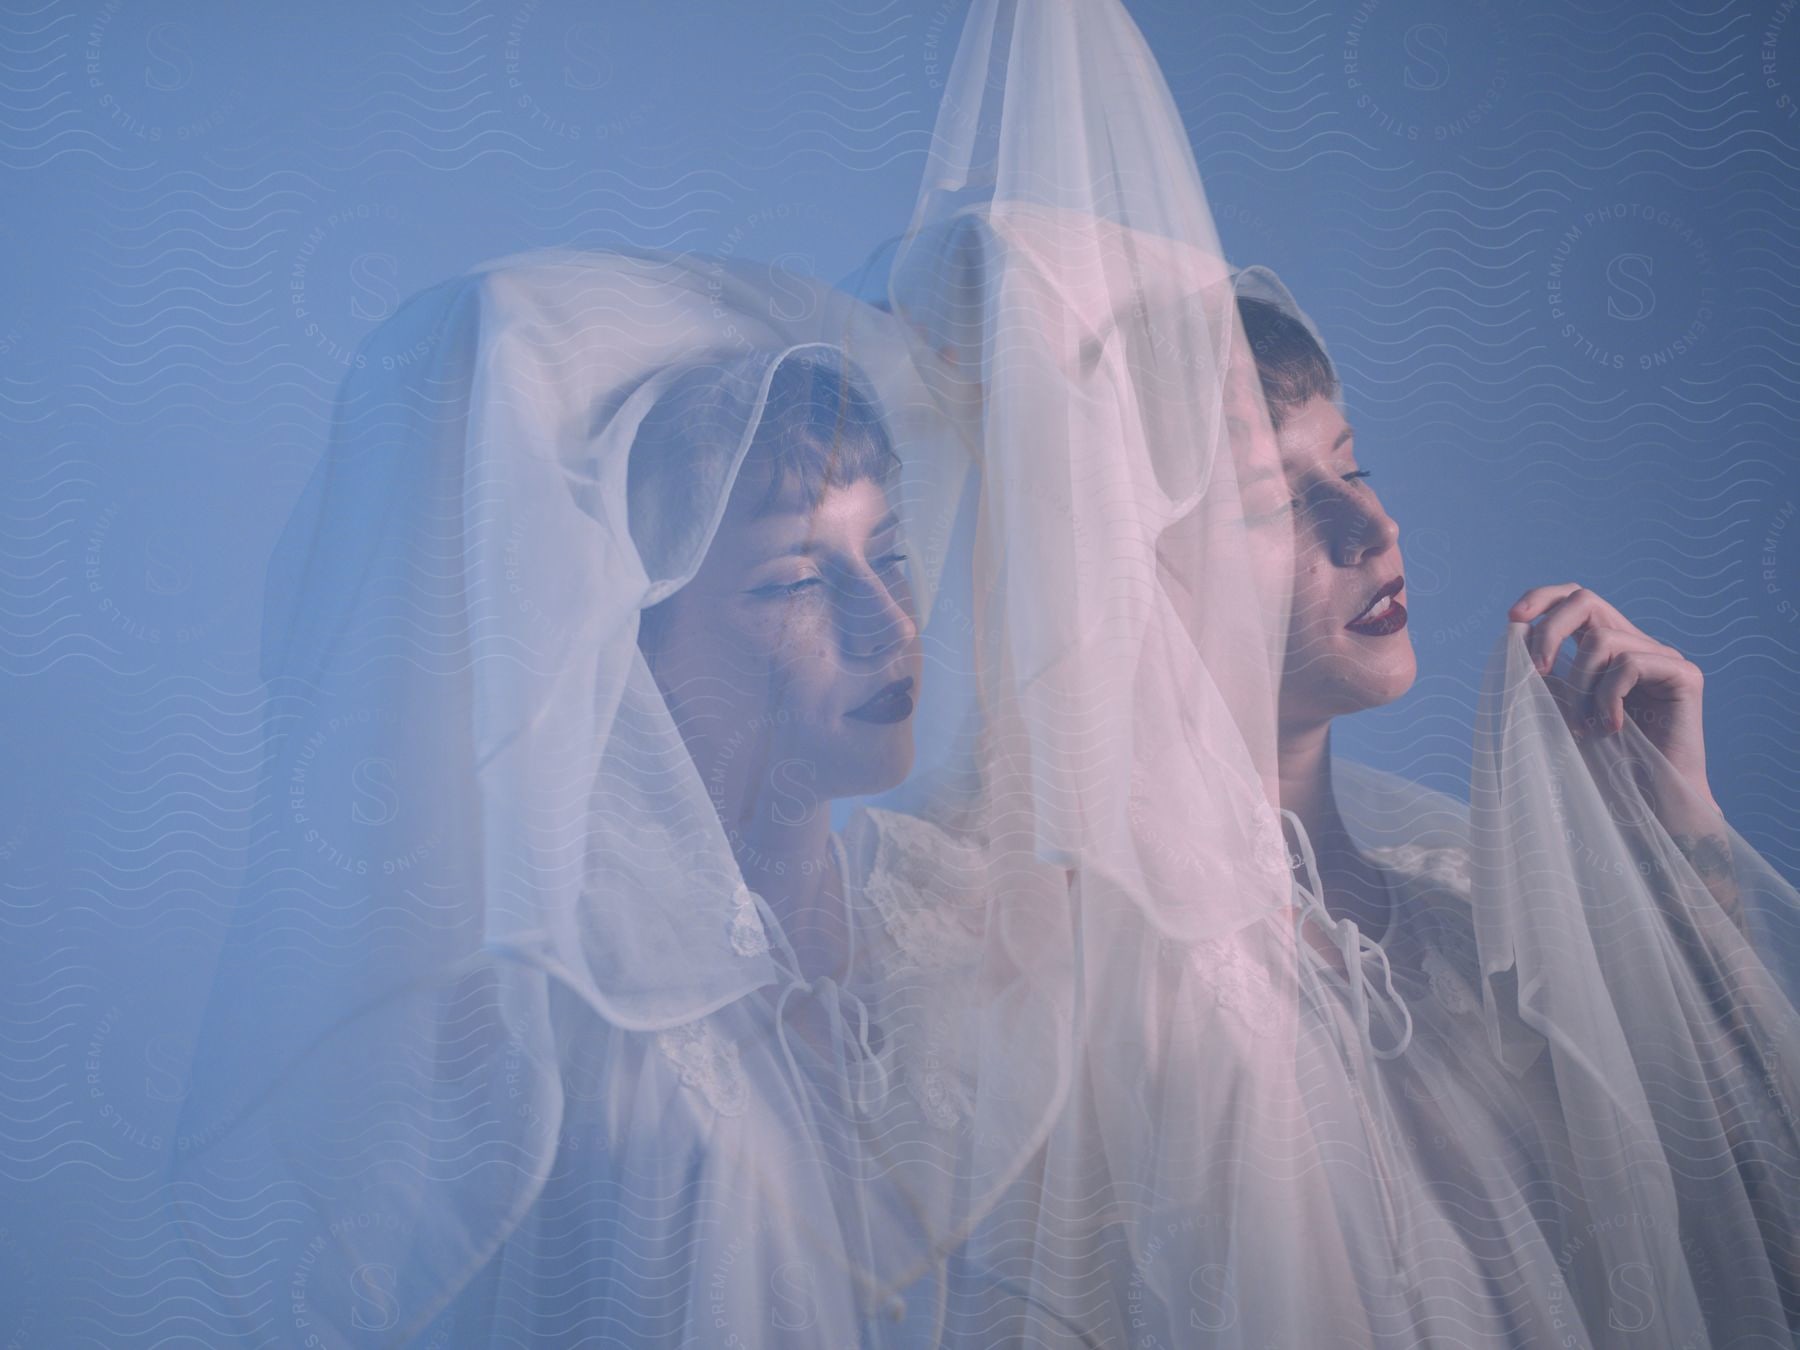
[1277,716,1343,848]
[1277,715,1392,937]
[720,794,849,984]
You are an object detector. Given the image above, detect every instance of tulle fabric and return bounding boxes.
[164,0,1800,1341]
[1465,625,1800,1344]
[167,248,1079,1346]
[880,0,1800,1344]
[878,2,1410,1344]
[1261,269,1800,1344]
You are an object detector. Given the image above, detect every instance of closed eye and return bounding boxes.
[1240,470,1373,526]
[749,576,824,600]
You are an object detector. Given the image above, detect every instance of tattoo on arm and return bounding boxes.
[1672,832,1732,879]
[1671,831,1747,933]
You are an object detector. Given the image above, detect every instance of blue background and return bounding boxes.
[1,0,1796,1340]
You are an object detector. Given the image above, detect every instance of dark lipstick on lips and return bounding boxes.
[845,676,915,724]
[1346,577,1406,637]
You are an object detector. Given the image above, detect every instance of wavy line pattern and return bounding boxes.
[4,0,1797,1343]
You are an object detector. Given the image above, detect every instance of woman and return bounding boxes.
[1238,265,1800,1346]
[167,249,1069,1348]
[888,1,1800,1343]
[876,1,1429,1343]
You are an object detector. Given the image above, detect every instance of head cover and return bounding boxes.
[168,247,1074,1346]
[869,2,1435,1343]
[875,0,1800,1340]
[1242,256,1800,1343]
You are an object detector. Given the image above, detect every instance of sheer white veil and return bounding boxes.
[1468,627,1800,1340]
[1245,262,1800,1344]
[886,0,1800,1343]
[167,247,1064,1345]
[875,2,1421,1344]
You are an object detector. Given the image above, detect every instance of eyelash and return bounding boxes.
[1243,470,1374,525]
[751,552,909,600]
[755,577,823,599]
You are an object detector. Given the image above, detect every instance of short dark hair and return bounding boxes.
[739,349,899,512]
[631,348,899,656]
[1235,294,1338,431]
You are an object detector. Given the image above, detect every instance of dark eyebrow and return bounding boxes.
[781,509,903,557]
[1334,425,1355,452]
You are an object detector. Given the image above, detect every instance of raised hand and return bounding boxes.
[1509,582,1715,811]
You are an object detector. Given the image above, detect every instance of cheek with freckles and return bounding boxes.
[757,601,848,730]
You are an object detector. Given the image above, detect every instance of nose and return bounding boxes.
[839,569,917,665]
[1325,490,1399,568]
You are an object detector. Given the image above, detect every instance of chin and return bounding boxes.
[1284,638,1418,723]
[814,725,916,800]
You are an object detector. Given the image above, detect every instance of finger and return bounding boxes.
[1567,627,1664,702]
[1592,648,1696,734]
[1509,582,1582,624]
[1526,588,1603,675]
[1591,652,1644,735]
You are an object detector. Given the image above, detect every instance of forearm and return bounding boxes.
[1645,778,1749,939]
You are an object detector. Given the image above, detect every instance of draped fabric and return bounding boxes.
[881,2,1401,1344]
[165,2,1800,1345]
[1241,275,1800,1344]
[168,249,1082,1347]
[880,0,1800,1343]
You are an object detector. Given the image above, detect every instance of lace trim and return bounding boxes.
[861,811,987,971]
[654,1019,748,1118]
[1419,945,1479,1016]
[855,811,988,1129]
[1366,843,1481,1016]
[728,883,769,958]
[906,1017,973,1131]
[1366,842,1471,897]
[1249,800,1295,881]
[1182,931,1279,1036]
